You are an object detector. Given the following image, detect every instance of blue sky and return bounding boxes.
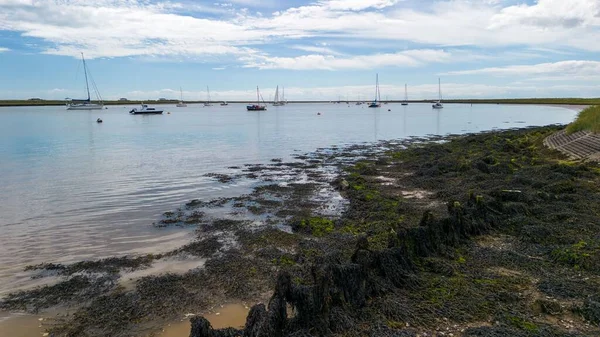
[0,0,599,101]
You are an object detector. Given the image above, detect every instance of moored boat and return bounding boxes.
[368,74,381,108]
[247,86,267,111]
[176,87,187,107]
[129,104,163,114]
[66,53,104,110]
[273,85,285,106]
[204,86,213,106]
[432,78,444,109]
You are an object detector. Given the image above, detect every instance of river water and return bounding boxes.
[0,103,577,296]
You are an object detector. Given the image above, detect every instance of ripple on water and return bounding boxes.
[0,104,578,295]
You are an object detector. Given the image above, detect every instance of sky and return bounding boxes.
[0,0,599,101]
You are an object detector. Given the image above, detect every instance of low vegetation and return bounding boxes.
[566,105,600,134]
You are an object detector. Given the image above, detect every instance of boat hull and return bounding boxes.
[67,104,104,110]
[130,110,163,114]
[368,104,381,108]
[247,105,266,111]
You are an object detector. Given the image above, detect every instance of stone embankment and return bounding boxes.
[544,130,600,160]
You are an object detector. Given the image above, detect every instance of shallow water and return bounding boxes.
[0,303,249,337]
[0,103,577,296]
[159,303,249,336]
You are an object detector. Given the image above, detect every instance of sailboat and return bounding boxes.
[66,53,104,110]
[368,74,381,108]
[247,86,267,111]
[273,85,285,106]
[432,78,444,109]
[282,86,288,105]
[204,86,213,106]
[401,84,409,106]
[176,87,187,107]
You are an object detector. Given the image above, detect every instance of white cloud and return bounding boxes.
[0,0,268,59]
[289,45,344,56]
[0,47,9,52]
[443,60,600,80]
[243,49,452,70]
[319,0,400,11]
[490,0,600,29]
[0,0,599,65]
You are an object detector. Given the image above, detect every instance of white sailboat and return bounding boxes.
[176,87,187,107]
[401,84,408,106]
[432,78,444,109]
[273,85,285,106]
[204,86,213,106]
[368,74,381,108]
[66,53,104,110]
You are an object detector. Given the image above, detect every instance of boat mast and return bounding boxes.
[405,84,408,101]
[375,74,378,102]
[256,86,260,105]
[438,78,442,102]
[81,53,91,102]
[275,85,279,103]
[180,87,183,101]
[206,86,210,103]
[376,74,381,102]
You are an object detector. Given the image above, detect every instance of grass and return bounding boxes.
[566,105,600,134]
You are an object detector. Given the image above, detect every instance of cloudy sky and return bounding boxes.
[0,0,599,101]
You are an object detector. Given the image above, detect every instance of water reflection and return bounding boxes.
[0,103,578,295]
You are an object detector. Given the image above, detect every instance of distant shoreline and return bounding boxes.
[0,98,598,107]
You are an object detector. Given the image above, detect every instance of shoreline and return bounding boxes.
[2,125,600,336]
[0,100,598,108]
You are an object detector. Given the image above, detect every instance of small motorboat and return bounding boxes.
[220,101,229,106]
[129,104,164,114]
[96,118,103,123]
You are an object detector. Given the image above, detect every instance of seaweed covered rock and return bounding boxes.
[580,296,600,325]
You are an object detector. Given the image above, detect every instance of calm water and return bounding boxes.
[0,103,577,295]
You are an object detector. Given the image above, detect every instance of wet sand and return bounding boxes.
[0,303,249,337]
[159,303,249,336]
[0,313,46,337]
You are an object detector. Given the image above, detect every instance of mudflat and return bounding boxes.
[2,125,600,336]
